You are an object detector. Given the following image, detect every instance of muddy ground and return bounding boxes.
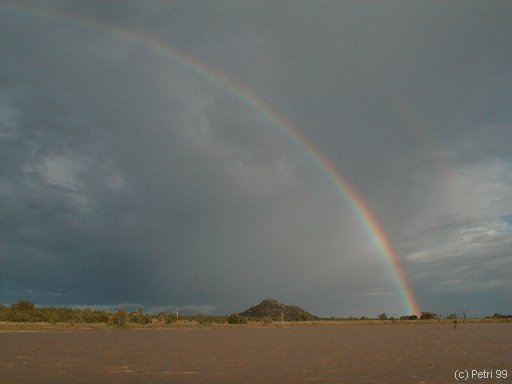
[1,323,511,383]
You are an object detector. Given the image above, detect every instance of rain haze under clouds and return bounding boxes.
[1,0,511,317]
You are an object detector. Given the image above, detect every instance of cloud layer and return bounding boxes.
[1,1,511,317]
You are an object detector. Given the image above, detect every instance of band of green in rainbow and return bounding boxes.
[2,3,421,315]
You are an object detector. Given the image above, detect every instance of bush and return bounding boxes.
[378,313,387,320]
[490,313,512,319]
[228,313,247,324]
[9,311,33,322]
[11,300,35,312]
[0,304,7,321]
[8,300,39,322]
[262,316,273,325]
[420,312,438,320]
[112,310,128,327]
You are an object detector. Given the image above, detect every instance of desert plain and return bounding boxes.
[1,322,511,383]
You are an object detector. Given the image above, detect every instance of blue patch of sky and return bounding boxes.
[501,214,512,227]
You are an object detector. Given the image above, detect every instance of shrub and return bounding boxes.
[112,310,128,327]
[228,313,247,324]
[490,313,512,319]
[8,300,39,322]
[11,300,36,312]
[262,316,273,325]
[420,312,438,320]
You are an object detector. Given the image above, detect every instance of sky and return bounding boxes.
[1,0,511,317]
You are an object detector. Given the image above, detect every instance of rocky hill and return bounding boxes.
[240,299,317,321]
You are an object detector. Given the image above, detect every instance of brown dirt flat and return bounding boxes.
[1,323,511,383]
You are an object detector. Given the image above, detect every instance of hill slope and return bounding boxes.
[240,299,317,321]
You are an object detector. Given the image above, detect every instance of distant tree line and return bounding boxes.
[487,313,512,319]
[0,300,110,323]
[2,301,511,326]
[0,300,229,327]
[323,311,511,321]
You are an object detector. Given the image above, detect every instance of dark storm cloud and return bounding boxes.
[1,1,511,316]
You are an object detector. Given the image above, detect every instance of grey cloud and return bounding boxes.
[1,0,511,317]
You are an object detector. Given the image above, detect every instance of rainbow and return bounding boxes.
[2,3,420,315]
